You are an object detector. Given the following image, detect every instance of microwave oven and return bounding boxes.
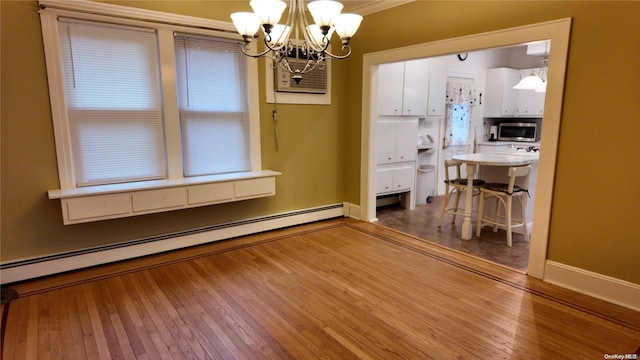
[498,122,537,142]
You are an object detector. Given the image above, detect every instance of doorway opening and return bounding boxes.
[360,19,572,279]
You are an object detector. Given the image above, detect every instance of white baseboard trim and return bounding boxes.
[544,260,640,312]
[1,203,346,284]
[346,202,361,220]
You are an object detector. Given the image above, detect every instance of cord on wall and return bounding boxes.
[272,91,280,151]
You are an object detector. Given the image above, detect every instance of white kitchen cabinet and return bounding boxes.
[376,164,415,194]
[376,118,418,164]
[427,58,447,116]
[377,62,404,116]
[378,59,429,116]
[403,59,429,116]
[516,69,546,117]
[477,143,510,154]
[484,67,519,117]
[375,118,418,209]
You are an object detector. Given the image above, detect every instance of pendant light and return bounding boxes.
[513,72,544,90]
[514,41,549,91]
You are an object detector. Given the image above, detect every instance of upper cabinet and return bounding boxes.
[483,67,519,117]
[484,67,546,118]
[378,59,429,116]
[427,59,447,116]
[515,69,546,117]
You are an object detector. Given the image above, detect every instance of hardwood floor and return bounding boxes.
[2,218,639,359]
[375,195,531,271]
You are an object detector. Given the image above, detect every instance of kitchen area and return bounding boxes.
[374,41,549,271]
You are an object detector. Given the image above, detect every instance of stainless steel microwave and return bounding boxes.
[498,122,537,142]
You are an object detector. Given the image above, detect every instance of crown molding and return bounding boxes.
[342,0,414,16]
[38,0,235,32]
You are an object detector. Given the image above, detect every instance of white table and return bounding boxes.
[451,152,540,240]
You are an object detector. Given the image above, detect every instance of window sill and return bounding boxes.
[48,170,281,224]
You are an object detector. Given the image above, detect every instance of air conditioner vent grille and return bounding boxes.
[275,58,328,94]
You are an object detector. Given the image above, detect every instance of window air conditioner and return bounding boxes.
[274,57,328,94]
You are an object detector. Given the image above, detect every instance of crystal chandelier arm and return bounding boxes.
[319,44,352,60]
[239,42,271,58]
[239,36,286,58]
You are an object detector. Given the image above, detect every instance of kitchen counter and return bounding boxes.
[453,152,539,166]
[452,152,539,240]
[477,140,540,146]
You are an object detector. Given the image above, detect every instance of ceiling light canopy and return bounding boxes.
[231,0,363,83]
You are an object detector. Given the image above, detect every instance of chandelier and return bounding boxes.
[230,0,363,83]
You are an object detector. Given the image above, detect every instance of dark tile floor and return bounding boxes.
[375,195,530,272]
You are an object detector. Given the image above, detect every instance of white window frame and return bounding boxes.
[39,0,279,223]
[39,0,280,224]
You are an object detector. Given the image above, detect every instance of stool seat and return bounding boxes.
[482,182,527,195]
[475,165,532,247]
[447,179,486,187]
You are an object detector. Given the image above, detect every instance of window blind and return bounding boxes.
[58,18,166,186]
[174,34,251,177]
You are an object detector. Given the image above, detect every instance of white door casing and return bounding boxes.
[360,18,572,279]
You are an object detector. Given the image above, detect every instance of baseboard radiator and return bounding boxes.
[1,203,347,285]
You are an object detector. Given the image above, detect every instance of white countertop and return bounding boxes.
[477,140,540,145]
[452,152,539,166]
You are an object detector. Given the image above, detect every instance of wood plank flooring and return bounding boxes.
[2,218,639,359]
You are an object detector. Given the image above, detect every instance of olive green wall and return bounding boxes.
[343,1,639,284]
[1,1,348,261]
[1,1,639,285]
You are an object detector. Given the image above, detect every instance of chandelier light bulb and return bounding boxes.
[268,24,291,46]
[230,12,261,39]
[333,13,362,42]
[307,0,344,28]
[250,0,287,27]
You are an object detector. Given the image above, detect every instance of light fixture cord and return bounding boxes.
[273,90,280,151]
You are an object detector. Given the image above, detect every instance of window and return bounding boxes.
[175,34,251,177]
[59,19,166,186]
[445,104,471,146]
[40,1,263,193]
[444,77,478,147]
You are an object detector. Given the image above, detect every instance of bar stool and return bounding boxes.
[437,159,485,227]
[475,165,531,247]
